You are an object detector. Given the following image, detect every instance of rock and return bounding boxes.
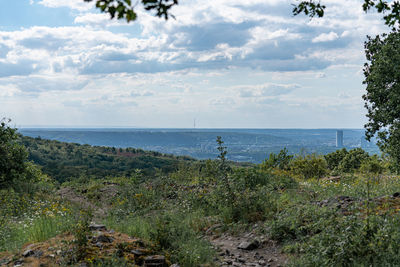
[0,258,11,266]
[238,240,260,250]
[22,249,34,257]
[56,250,62,255]
[224,259,233,265]
[131,249,145,256]
[258,259,267,266]
[93,235,114,243]
[170,264,180,267]
[89,223,106,231]
[34,250,43,258]
[94,242,103,248]
[144,255,167,267]
[14,259,24,266]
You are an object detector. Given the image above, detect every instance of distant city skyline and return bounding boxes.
[0,0,388,128]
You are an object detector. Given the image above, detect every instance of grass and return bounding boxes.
[0,209,77,252]
[104,210,215,267]
[4,152,400,266]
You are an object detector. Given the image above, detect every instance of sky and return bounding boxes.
[0,0,389,128]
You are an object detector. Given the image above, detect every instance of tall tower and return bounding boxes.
[336,130,343,148]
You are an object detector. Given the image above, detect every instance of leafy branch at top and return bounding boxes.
[293,0,400,29]
[83,0,178,22]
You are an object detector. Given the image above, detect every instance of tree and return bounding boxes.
[0,119,30,188]
[84,0,178,22]
[293,0,400,29]
[363,31,400,172]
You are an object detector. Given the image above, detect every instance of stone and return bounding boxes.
[144,255,167,267]
[34,250,43,258]
[170,264,180,267]
[238,240,260,250]
[94,235,114,243]
[89,224,106,231]
[224,259,233,265]
[22,249,34,257]
[131,249,145,256]
[14,259,24,266]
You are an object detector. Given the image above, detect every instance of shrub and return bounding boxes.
[290,154,328,179]
[0,119,33,189]
[324,148,348,170]
[337,148,370,173]
[262,148,293,170]
[359,155,385,174]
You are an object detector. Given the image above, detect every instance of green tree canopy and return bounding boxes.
[0,119,30,188]
[363,31,400,171]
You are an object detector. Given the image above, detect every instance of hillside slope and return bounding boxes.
[19,136,194,182]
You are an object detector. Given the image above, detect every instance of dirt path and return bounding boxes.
[57,186,288,266]
[209,226,287,267]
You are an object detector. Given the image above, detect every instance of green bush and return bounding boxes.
[338,148,370,173]
[262,148,293,170]
[359,154,385,174]
[0,119,35,189]
[290,154,328,179]
[293,213,400,266]
[324,148,348,170]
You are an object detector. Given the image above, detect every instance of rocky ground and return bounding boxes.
[208,225,287,267]
[1,185,288,267]
[0,224,171,267]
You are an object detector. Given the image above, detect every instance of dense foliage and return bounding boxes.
[363,31,400,172]
[0,120,39,189]
[20,136,194,182]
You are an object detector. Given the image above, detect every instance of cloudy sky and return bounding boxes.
[0,0,388,128]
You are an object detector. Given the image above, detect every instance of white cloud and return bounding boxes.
[312,32,339,43]
[1,0,386,127]
[36,0,93,11]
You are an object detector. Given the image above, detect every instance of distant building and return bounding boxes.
[336,130,343,148]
